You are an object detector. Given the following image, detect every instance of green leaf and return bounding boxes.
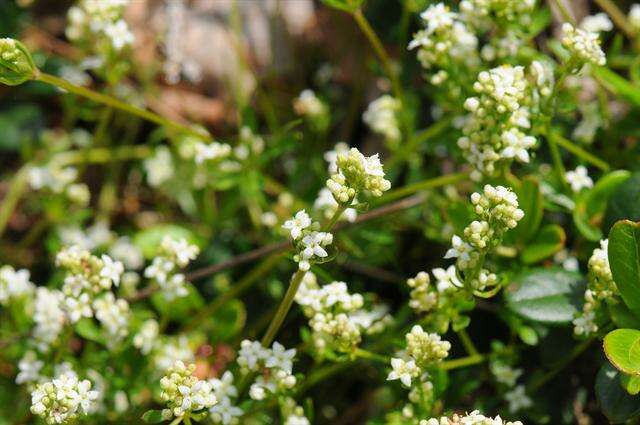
[509,177,543,243]
[573,170,631,241]
[610,302,640,329]
[604,173,640,233]
[604,329,640,376]
[521,224,565,264]
[207,299,246,342]
[141,409,165,423]
[132,224,201,259]
[74,318,103,343]
[320,0,363,13]
[596,363,640,423]
[151,284,204,321]
[608,220,640,317]
[505,268,586,324]
[517,325,539,346]
[621,374,640,395]
[593,67,640,107]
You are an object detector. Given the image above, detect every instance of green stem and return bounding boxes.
[456,328,479,356]
[547,133,568,187]
[55,145,152,166]
[353,348,389,363]
[549,0,575,24]
[0,165,29,237]
[183,254,283,331]
[528,338,593,392]
[261,269,307,347]
[594,0,636,39]
[439,353,486,370]
[547,132,611,171]
[323,203,348,231]
[378,172,468,204]
[169,417,182,425]
[35,72,208,139]
[352,9,402,102]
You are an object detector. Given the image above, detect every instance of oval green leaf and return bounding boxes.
[604,173,640,233]
[608,220,640,317]
[596,363,640,423]
[505,268,586,324]
[521,224,566,264]
[573,170,630,241]
[604,329,640,376]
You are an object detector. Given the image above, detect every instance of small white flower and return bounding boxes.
[580,13,613,33]
[104,19,134,50]
[282,210,312,240]
[565,165,594,192]
[265,342,296,374]
[100,254,124,286]
[504,385,533,413]
[431,265,461,292]
[387,357,420,387]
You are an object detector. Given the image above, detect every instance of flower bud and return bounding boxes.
[0,38,37,86]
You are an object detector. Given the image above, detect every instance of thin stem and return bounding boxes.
[439,353,486,370]
[547,132,611,171]
[528,337,593,392]
[547,134,568,188]
[260,269,306,347]
[352,9,402,102]
[169,417,182,425]
[456,328,479,356]
[378,172,468,204]
[323,203,348,231]
[354,348,389,363]
[594,0,636,39]
[549,0,575,24]
[0,165,29,237]
[35,72,208,139]
[181,254,283,330]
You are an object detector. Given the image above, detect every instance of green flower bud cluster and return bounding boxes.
[0,38,37,86]
[405,325,451,367]
[561,23,606,68]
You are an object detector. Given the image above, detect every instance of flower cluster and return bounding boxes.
[0,265,34,305]
[66,0,134,53]
[460,0,536,27]
[458,65,538,180]
[422,410,523,425]
[293,89,326,118]
[195,141,232,165]
[388,325,450,388]
[93,292,130,344]
[56,246,124,322]
[160,361,217,419]
[362,95,402,146]
[573,239,617,336]
[133,319,159,355]
[408,3,478,87]
[28,163,88,206]
[445,185,523,291]
[236,340,299,401]
[144,236,199,299]
[561,23,607,68]
[33,288,67,352]
[30,372,99,424]
[295,272,390,353]
[208,371,243,424]
[326,147,391,202]
[282,210,333,271]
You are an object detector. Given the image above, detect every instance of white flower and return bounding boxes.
[324,142,349,174]
[491,362,523,387]
[630,4,640,31]
[362,95,401,143]
[160,361,217,417]
[282,210,312,240]
[194,142,232,164]
[16,351,43,385]
[300,231,332,261]
[100,254,124,286]
[161,236,199,268]
[500,128,536,163]
[30,373,99,424]
[293,89,325,117]
[133,319,159,355]
[504,385,533,413]
[109,237,144,270]
[580,13,613,33]
[265,342,296,374]
[209,371,238,399]
[209,396,243,424]
[0,265,35,305]
[104,19,134,50]
[444,235,473,263]
[237,340,268,371]
[561,23,607,67]
[64,292,93,323]
[420,3,457,34]
[387,358,420,387]
[93,293,130,343]
[431,265,461,292]
[565,165,594,192]
[144,147,174,187]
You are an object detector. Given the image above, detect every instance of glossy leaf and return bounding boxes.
[604,329,640,376]
[141,410,165,424]
[510,177,543,243]
[604,174,640,233]
[608,220,640,317]
[505,268,585,324]
[573,170,630,241]
[596,363,640,423]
